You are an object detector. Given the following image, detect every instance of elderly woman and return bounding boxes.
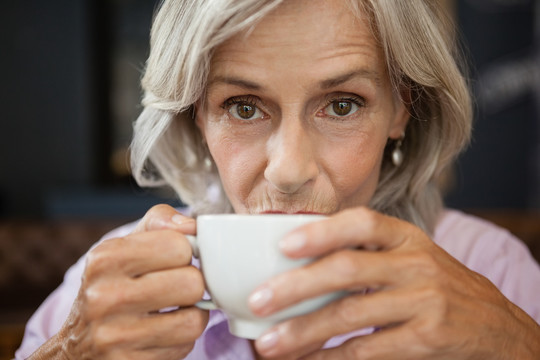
[17,0,540,359]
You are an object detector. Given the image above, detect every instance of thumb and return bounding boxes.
[132,204,196,234]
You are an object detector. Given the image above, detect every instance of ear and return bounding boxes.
[388,87,411,140]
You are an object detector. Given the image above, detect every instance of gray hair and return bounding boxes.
[130,0,472,234]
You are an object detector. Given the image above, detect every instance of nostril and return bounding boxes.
[269,178,305,194]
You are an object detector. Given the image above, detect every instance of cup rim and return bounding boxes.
[196,213,327,221]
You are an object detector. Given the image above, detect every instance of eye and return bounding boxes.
[224,97,265,121]
[324,99,361,117]
[232,103,259,119]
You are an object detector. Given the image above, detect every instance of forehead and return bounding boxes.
[209,0,387,86]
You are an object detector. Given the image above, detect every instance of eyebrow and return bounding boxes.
[208,68,381,91]
[319,68,381,89]
[208,76,263,91]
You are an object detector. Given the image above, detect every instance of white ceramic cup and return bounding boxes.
[187,214,344,339]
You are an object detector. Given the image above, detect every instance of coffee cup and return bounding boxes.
[187,214,344,339]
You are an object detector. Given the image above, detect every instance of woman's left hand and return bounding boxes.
[249,207,540,359]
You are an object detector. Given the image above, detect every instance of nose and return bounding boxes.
[264,118,319,194]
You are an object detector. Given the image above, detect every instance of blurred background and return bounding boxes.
[0,0,539,357]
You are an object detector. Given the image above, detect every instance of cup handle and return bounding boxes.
[194,299,218,310]
[185,234,219,311]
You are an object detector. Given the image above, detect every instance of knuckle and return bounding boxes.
[148,203,172,215]
[421,285,448,314]
[334,296,362,329]
[85,237,125,279]
[82,280,137,321]
[413,286,450,342]
[92,324,120,352]
[83,283,116,320]
[85,248,110,279]
[411,319,447,351]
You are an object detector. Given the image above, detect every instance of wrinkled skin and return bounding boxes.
[249,208,540,359]
[29,205,209,360]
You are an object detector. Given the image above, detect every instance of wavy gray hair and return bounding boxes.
[130,0,472,234]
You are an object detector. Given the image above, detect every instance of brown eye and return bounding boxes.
[237,104,256,119]
[226,99,264,121]
[323,97,362,118]
[332,101,352,116]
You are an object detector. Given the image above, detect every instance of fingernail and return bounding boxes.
[257,329,280,352]
[279,232,306,253]
[171,214,195,225]
[248,286,273,310]
[172,214,193,225]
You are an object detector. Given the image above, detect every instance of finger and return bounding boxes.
[132,345,195,360]
[89,266,205,316]
[85,230,193,279]
[92,307,208,351]
[279,207,421,258]
[249,249,401,315]
[255,340,325,360]
[255,289,421,358]
[138,266,205,311]
[141,307,209,348]
[302,326,421,360]
[133,204,196,235]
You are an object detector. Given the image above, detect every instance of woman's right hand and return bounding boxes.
[30,204,208,360]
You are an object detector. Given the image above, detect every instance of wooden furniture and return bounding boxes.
[0,219,127,360]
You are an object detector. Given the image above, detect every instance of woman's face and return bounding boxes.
[197,0,409,215]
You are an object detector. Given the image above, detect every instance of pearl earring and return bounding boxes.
[391,135,404,167]
[204,156,213,170]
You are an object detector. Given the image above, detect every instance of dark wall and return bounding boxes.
[445,0,540,209]
[0,0,176,219]
[1,1,101,217]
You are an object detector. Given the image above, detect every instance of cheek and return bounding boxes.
[205,129,266,203]
[323,134,386,204]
